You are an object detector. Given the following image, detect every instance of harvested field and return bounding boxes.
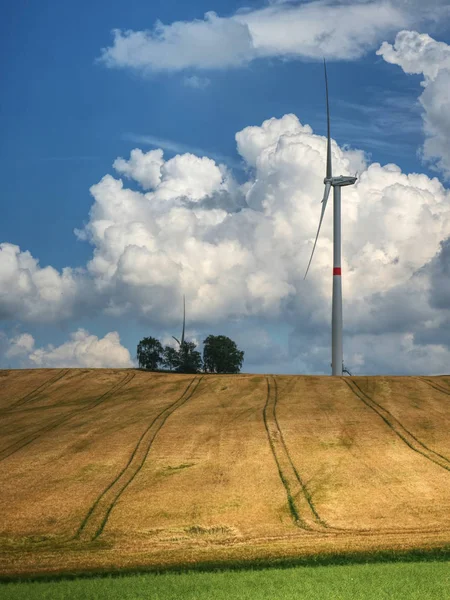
[0,369,449,578]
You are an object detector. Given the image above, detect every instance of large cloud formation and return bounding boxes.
[2,108,450,372]
[98,1,448,72]
[0,243,82,323]
[4,330,133,368]
[377,30,450,178]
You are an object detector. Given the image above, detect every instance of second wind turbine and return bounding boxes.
[304,61,357,376]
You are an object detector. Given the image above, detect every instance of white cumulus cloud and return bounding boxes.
[113,148,164,190]
[0,243,82,323]
[73,113,450,347]
[5,333,35,358]
[99,12,254,72]
[8,329,134,368]
[97,0,446,73]
[377,30,450,177]
[3,106,450,373]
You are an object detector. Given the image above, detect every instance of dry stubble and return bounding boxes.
[0,370,449,577]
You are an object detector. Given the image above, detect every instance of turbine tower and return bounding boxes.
[304,61,357,376]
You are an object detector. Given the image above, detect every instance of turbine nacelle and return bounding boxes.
[331,175,357,188]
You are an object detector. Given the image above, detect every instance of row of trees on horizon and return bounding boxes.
[136,335,245,374]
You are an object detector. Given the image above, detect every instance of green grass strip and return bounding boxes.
[1,560,449,599]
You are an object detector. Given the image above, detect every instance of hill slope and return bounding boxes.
[0,369,449,577]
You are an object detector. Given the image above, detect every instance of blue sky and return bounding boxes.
[2,1,450,374]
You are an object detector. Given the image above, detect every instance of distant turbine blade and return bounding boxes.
[304,182,332,279]
[172,336,180,346]
[181,294,185,346]
[324,59,332,180]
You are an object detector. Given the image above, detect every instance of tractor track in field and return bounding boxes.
[1,369,70,413]
[263,375,329,532]
[3,372,448,552]
[264,376,450,538]
[74,376,203,542]
[4,371,96,414]
[6,398,96,414]
[417,377,450,397]
[344,379,450,473]
[0,372,136,463]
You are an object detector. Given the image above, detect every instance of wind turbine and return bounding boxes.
[172,294,186,347]
[304,61,357,376]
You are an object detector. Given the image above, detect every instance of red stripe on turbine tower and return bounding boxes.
[333,267,341,276]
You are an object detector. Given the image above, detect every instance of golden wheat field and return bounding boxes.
[0,368,449,577]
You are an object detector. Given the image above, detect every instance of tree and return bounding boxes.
[203,335,244,374]
[136,337,163,370]
[162,345,178,371]
[177,341,202,374]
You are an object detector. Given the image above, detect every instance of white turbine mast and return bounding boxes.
[304,60,357,376]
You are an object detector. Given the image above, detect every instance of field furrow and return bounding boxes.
[102,374,289,542]
[274,376,450,532]
[0,370,449,578]
[0,372,136,463]
[1,369,70,412]
[263,376,327,531]
[344,379,450,472]
[0,372,198,541]
[75,377,202,541]
[418,377,450,397]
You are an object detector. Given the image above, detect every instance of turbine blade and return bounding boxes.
[181,294,185,346]
[324,59,332,180]
[304,182,331,279]
[172,336,180,346]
